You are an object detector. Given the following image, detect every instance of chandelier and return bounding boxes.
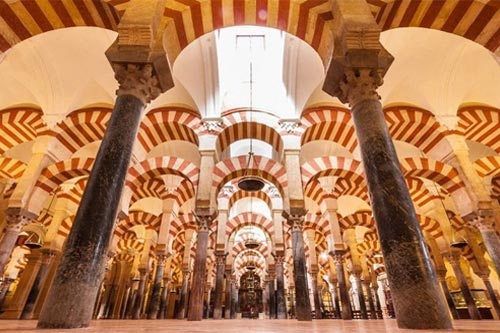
[237,36,264,193]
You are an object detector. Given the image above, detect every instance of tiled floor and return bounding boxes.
[0,319,499,333]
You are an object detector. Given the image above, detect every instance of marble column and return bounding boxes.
[0,278,14,309]
[331,251,352,320]
[224,271,232,319]
[187,211,214,321]
[448,250,481,319]
[472,213,500,277]
[436,269,459,320]
[147,255,167,319]
[364,281,376,319]
[310,271,323,319]
[177,269,190,319]
[331,285,342,319]
[285,210,312,321]
[230,280,238,319]
[268,275,276,319]
[328,66,452,328]
[0,213,30,274]
[37,63,163,329]
[481,275,500,319]
[353,272,368,319]
[289,286,296,319]
[262,280,270,318]
[275,255,287,319]
[132,268,148,319]
[21,249,56,319]
[213,253,225,319]
[158,278,170,319]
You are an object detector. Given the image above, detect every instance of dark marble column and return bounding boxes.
[268,274,276,319]
[364,281,376,319]
[0,278,14,309]
[328,66,452,329]
[37,63,165,329]
[262,280,270,318]
[132,268,148,319]
[448,250,481,319]
[472,213,500,277]
[289,286,296,319]
[332,284,342,319]
[230,280,238,319]
[158,278,170,319]
[481,275,500,319]
[331,251,352,320]
[147,255,167,319]
[213,253,225,319]
[0,213,30,274]
[187,211,214,321]
[224,271,232,319]
[21,249,56,319]
[436,269,459,319]
[310,271,322,319]
[275,255,287,319]
[353,272,368,319]
[177,269,190,319]
[284,210,312,321]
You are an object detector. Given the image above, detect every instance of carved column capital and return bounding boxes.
[339,68,383,106]
[194,209,217,232]
[112,63,162,104]
[274,255,285,266]
[470,210,496,232]
[215,253,227,266]
[157,254,168,266]
[330,250,345,265]
[4,213,31,231]
[283,209,306,232]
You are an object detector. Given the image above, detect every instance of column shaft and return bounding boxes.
[213,255,225,319]
[275,257,287,319]
[332,252,352,320]
[132,270,148,319]
[437,273,459,320]
[268,277,276,319]
[158,279,170,319]
[354,274,368,319]
[21,250,55,319]
[147,257,166,319]
[224,274,232,319]
[351,98,452,329]
[449,253,481,319]
[0,216,29,274]
[230,282,238,319]
[177,271,189,319]
[187,213,212,321]
[37,93,146,328]
[311,273,322,319]
[288,213,312,321]
[482,278,500,319]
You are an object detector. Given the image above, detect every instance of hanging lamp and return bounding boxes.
[238,36,264,193]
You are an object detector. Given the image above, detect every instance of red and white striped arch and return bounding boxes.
[35,157,95,195]
[215,121,284,159]
[137,107,201,155]
[53,108,112,159]
[304,179,326,208]
[417,214,443,239]
[0,108,45,154]
[168,213,197,240]
[57,215,74,238]
[301,156,365,188]
[116,231,145,254]
[473,156,500,178]
[212,156,287,198]
[357,240,381,255]
[130,177,195,209]
[56,176,88,206]
[304,212,331,240]
[126,156,199,193]
[226,212,274,238]
[384,105,451,155]
[0,0,119,52]
[339,210,375,231]
[370,0,500,55]
[114,211,162,239]
[113,252,135,263]
[231,240,271,259]
[458,105,500,153]
[405,177,432,207]
[227,189,272,212]
[401,157,465,193]
[0,157,26,180]
[301,106,357,153]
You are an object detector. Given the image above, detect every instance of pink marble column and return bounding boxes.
[213,253,225,319]
[187,210,215,321]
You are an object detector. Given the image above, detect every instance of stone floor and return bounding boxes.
[0,320,499,333]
